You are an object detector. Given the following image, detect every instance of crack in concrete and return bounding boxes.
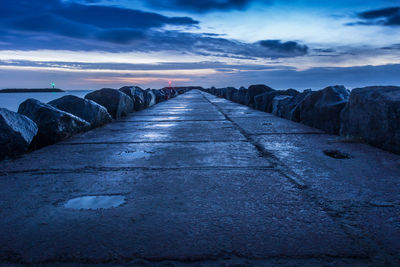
[0,252,371,266]
[249,132,325,136]
[59,140,249,145]
[200,91,397,265]
[3,165,277,175]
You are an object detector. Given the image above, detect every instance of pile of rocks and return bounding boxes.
[1,86,189,161]
[202,85,400,154]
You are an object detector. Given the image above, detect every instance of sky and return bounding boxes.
[1,0,400,90]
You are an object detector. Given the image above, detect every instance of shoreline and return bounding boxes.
[0,88,65,93]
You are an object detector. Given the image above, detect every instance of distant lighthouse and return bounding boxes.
[168,80,172,88]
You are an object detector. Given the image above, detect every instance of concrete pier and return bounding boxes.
[0,90,399,266]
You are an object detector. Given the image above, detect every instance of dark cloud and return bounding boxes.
[259,40,308,56]
[97,29,145,44]
[381,44,400,50]
[351,6,400,26]
[11,14,95,39]
[358,7,400,19]
[55,3,198,29]
[0,0,308,59]
[146,0,254,13]
[0,0,198,37]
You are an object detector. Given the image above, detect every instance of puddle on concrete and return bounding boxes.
[165,116,179,120]
[118,150,152,159]
[143,132,166,139]
[323,150,351,159]
[64,195,126,210]
[146,123,176,128]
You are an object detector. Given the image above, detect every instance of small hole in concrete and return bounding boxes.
[64,195,126,210]
[262,122,272,126]
[323,150,351,159]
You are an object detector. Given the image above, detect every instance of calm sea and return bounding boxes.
[0,90,92,112]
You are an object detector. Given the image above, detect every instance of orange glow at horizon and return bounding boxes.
[83,77,191,85]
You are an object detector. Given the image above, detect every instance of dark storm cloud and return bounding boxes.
[350,6,400,26]
[146,0,254,12]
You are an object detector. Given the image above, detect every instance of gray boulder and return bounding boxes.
[119,86,146,111]
[221,87,237,100]
[340,86,400,154]
[48,95,112,128]
[152,89,167,103]
[271,95,293,117]
[85,88,134,119]
[279,89,313,122]
[0,108,38,160]
[254,89,299,112]
[232,87,247,104]
[161,88,174,99]
[245,84,274,107]
[18,99,90,148]
[299,85,350,134]
[144,89,156,107]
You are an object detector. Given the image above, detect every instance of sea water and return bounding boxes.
[0,90,92,112]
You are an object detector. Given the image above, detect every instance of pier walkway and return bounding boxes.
[0,90,399,266]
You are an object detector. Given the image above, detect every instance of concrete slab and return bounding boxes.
[338,206,400,263]
[130,109,222,116]
[118,115,226,122]
[0,169,366,263]
[253,134,400,203]
[230,116,324,135]
[1,89,397,265]
[64,121,246,143]
[0,141,271,173]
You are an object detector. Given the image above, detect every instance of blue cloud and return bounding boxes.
[146,0,254,12]
[259,40,308,56]
[351,6,400,26]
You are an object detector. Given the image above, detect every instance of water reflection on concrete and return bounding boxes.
[143,132,166,139]
[146,123,176,128]
[64,195,126,210]
[118,150,152,159]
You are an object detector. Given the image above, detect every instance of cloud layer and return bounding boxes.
[353,6,400,26]
[0,0,308,59]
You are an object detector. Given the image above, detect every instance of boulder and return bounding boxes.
[299,85,350,134]
[0,108,38,160]
[119,86,146,111]
[254,89,299,112]
[221,87,237,100]
[144,89,156,107]
[340,86,400,154]
[232,87,247,104]
[48,95,112,128]
[214,88,223,97]
[170,88,178,98]
[161,88,176,99]
[271,95,293,117]
[245,84,274,107]
[279,89,313,122]
[85,88,134,119]
[18,99,90,148]
[152,89,167,103]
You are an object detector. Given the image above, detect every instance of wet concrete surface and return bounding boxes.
[0,90,399,266]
